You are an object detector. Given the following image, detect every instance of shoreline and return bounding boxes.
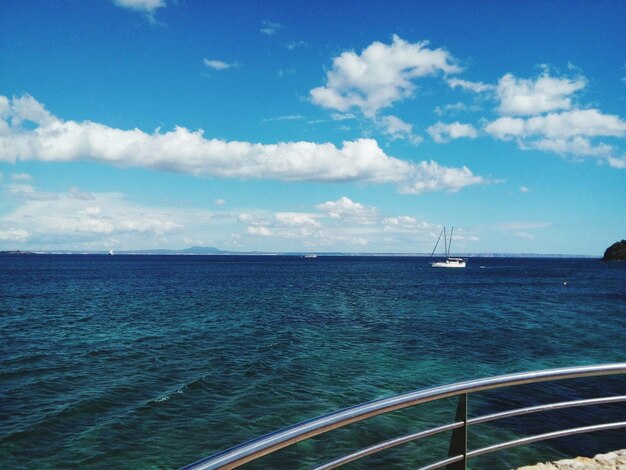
[518,449,626,469]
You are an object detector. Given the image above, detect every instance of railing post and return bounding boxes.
[447,393,467,470]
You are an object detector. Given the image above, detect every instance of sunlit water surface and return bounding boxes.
[1,255,625,469]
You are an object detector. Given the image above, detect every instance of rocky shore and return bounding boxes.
[602,240,626,261]
[517,449,626,469]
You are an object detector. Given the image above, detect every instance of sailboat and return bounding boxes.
[430,226,466,268]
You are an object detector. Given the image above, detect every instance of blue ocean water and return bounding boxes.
[1,254,625,469]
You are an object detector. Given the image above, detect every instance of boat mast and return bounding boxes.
[448,226,454,257]
[443,227,448,257]
[430,227,444,257]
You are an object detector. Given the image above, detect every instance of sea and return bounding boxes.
[1,254,625,469]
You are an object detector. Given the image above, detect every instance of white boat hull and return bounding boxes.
[431,258,466,268]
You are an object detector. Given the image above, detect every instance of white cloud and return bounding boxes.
[0,94,485,194]
[484,116,526,140]
[447,78,494,93]
[523,109,626,139]
[378,115,423,144]
[0,186,202,250]
[496,73,586,116]
[287,41,306,50]
[382,216,434,232]
[246,226,272,236]
[427,121,478,143]
[485,109,626,162]
[331,113,356,121]
[238,213,268,226]
[261,114,304,123]
[0,183,460,253]
[8,95,54,126]
[310,35,460,117]
[260,20,282,36]
[479,71,626,166]
[11,172,32,181]
[112,0,166,14]
[520,186,529,193]
[68,187,96,201]
[214,198,226,206]
[434,102,472,116]
[275,212,321,227]
[400,161,484,194]
[608,156,626,169]
[0,228,29,242]
[203,59,237,71]
[19,199,180,236]
[529,136,614,157]
[315,196,379,222]
[5,183,59,201]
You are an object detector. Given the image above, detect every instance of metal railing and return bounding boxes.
[182,363,626,470]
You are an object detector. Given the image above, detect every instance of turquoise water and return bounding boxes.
[1,255,625,469]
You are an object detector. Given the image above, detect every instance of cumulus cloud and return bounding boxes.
[378,115,423,144]
[203,59,237,71]
[112,0,166,14]
[523,109,626,139]
[315,196,378,222]
[400,161,484,194]
[427,121,478,143]
[447,78,494,93]
[0,94,485,194]
[0,182,461,252]
[479,71,626,165]
[607,156,626,169]
[440,70,626,165]
[16,199,180,236]
[485,109,626,161]
[496,73,586,116]
[0,228,29,242]
[8,94,55,126]
[246,226,272,236]
[310,35,460,117]
[0,186,203,250]
[275,212,321,227]
[434,102,474,116]
[382,216,435,232]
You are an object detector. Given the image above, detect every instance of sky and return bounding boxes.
[0,0,625,255]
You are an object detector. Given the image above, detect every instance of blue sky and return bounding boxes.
[0,0,625,255]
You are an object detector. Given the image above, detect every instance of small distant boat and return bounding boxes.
[107,250,114,256]
[304,254,318,258]
[430,226,466,268]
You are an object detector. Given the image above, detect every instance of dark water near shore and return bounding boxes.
[1,254,625,469]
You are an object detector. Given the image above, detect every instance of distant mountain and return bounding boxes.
[181,246,224,254]
[602,240,626,261]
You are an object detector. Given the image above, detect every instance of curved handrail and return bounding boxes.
[182,363,626,470]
